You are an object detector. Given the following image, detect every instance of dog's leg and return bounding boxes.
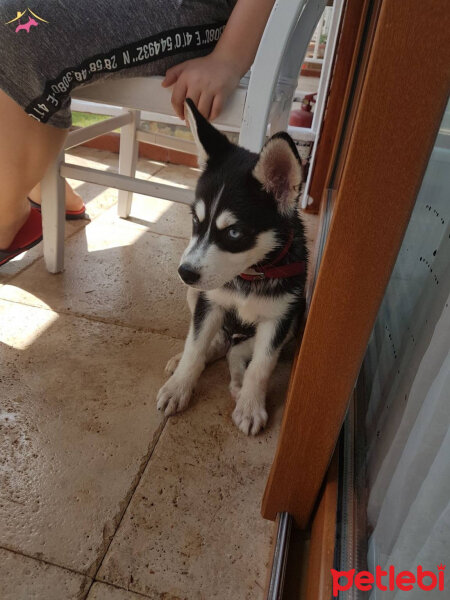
[165,329,229,376]
[206,328,230,362]
[157,291,224,415]
[164,287,198,375]
[164,288,228,376]
[227,337,254,399]
[232,320,283,436]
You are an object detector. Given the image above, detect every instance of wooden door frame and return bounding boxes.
[304,449,339,600]
[262,0,450,527]
[306,0,372,212]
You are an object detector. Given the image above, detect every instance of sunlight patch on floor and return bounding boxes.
[129,194,174,223]
[84,220,146,251]
[149,174,190,189]
[0,297,58,349]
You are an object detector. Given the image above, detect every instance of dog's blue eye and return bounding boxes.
[227,228,242,240]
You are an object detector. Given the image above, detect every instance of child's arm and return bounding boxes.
[162,0,276,121]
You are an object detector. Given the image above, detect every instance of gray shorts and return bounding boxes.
[0,0,236,128]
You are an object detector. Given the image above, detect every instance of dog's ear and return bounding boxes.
[252,132,303,215]
[185,98,231,169]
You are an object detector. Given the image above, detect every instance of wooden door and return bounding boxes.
[262,0,450,530]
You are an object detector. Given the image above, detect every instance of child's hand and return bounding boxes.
[162,53,242,122]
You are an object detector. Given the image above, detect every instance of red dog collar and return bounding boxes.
[239,231,306,281]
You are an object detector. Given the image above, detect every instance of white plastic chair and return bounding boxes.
[41,0,326,273]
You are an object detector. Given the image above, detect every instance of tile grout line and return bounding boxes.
[0,296,187,341]
[82,419,168,600]
[87,580,157,600]
[89,579,157,600]
[0,420,168,600]
[145,164,168,179]
[0,419,168,600]
[0,544,93,582]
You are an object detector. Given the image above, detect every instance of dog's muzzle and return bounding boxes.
[178,264,201,285]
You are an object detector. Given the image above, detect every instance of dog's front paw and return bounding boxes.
[157,375,193,416]
[232,397,268,436]
[164,352,182,376]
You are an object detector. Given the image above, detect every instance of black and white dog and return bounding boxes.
[157,99,308,435]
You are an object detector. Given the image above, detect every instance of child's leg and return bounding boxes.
[0,90,67,249]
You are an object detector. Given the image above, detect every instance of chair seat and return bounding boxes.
[72,75,249,131]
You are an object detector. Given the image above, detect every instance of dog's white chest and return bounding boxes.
[208,287,294,324]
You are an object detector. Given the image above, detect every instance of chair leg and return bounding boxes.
[41,151,66,274]
[118,109,140,218]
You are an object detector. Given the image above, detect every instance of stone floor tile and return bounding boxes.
[87,582,149,600]
[0,548,90,600]
[68,182,119,223]
[0,219,190,338]
[0,299,183,574]
[0,145,316,599]
[100,195,192,240]
[0,146,154,284]
[96,163,200,240]
[65,147,165,180]
[64,147,164,223]
[97,357,291,600]
[150,164,200,191]
[0,220,88,283]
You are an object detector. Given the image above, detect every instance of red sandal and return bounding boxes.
[0,207,43,267]
[28,197,87,220]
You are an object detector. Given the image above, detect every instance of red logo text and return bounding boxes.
[331,565,445,596]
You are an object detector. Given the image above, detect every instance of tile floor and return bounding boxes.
[0,148,318,600]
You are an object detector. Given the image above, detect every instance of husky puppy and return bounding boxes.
[157,99,308,435]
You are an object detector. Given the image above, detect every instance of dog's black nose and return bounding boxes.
[178,264,200,285]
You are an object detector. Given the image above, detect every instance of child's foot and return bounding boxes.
[0,200,31,250]
[28,181,85,213]
[0,207,42,267]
